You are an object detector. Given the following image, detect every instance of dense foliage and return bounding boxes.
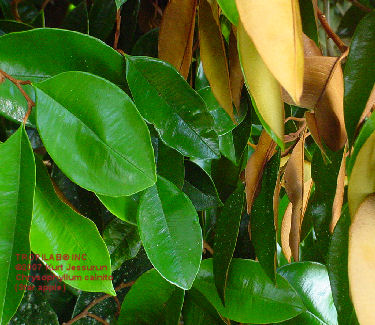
[0,0,374,324]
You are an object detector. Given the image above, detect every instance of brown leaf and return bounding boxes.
[158,0,197,79]
[245,130,276,213]
[284,131,306,261]
[330,149,347,233]
[199,0,234,121]
[303,33,322,57]
[305,111,326,155]
[281,178,313,262]
[229,28,243,113]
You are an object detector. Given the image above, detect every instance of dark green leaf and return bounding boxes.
[251,151,280,282]
[117,0,140,53]
[61,1,89,33]
[137,176,202,290]
[103,218,141,272]
[0,28,126,125]
[183,160,222,211]
[126,55,220,160]
[193,258,305,324]
[299,0,319,44]
[118,269,184,325]
[89,0,116,41]
[344,11,375,145]
[97,193,140,225]
[327,206,358,325]
[9,287,59,325]
[213,185,245,304]
[278,262,338,325]
[131,28,159,57]
[35,71,156,196]
[0,126,35,325]
[337,5,366,40]
[30,158,115,295]
[0,20,32,36]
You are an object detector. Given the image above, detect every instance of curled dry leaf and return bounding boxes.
[283,131,306,261]
[237,21,284,145]
[158,0,197,79]
[281,178,313,262]
[245,130,276,213]
[348,131,375,218]
[199,0,234,121]
[302,33,322,57]
[305,111,325,155]
[349,194,375,325]
[229,28,243,112]
[236,0,304,104]
[330,150,347,233]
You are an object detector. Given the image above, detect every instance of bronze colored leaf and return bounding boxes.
[158,0,197,79]
[305,111,326,156]
[349,193,375,325]
[245,130,276,213]
[199,0,234,121]
[236,0,304,104]
[229,28,243,113]
[348,131,375,218]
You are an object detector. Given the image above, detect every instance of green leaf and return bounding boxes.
[35,71,156,196]
[347,111,375,178]
[0,126,35,325]
[299,0,319,45]
[0,20,33,36]
[137,176,203,290]
[213,185,245,304]
[278,262,338,325]
[103,218,141,272]
[89,0,116,41]
[193,258,305,324]
[30,158,115,296]
[344,11,375,145]
[131,28,159,57]
[126,55,220,160]
[182,160,222,211]
[327,206,358,325]
[182,289,226,325]
[0,28,125,125]
[97,193,141,225]
[337,5,366,40]
[304,149,343,260]
[118,268,184,325]
[251,151,280,282]
[61,1,89,34]
[9,287,59,325]
[115,0,129,9]
[217,0,239,25]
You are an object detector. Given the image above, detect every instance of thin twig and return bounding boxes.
[113,9,122,50]
[87,313,109,325]
[316,7,348,53]
[11,0,23,21]
[0,69,35,124]
[285,116,305,123]
[203,241,214,255]
[347,0,372,12]
[284,122,307,143]
[63,281,134,325]
[41,0,50,11]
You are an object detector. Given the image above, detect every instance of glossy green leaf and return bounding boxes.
[299,0,318,44]
[35,71,156,196]
[137,176,203,290]
[89,0,116,41]
[0,20,32,36]
[118,268,184,325]
[183,160,222,211]
[182,289,226,325]
[278,262,338,325]
[251,151,280,282]
[30,158,115,296]
[97,193,140,225]
[213,185,245,304]
[0,28,125,125]
[327,206,358,325]
[344,11,375,145]
[193,258,305,323]
[198,86,236,135]
[304,149,343,260]
[131,28,159,57]
[337,5,366,40]
[126,55,220,160]
[115,0,129,9]
[0,127,35,325]
[217,0,239,25]
[61,1,89,34]
[347,110,375,178]
[9,287,59,325]
[103,218,141,272]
